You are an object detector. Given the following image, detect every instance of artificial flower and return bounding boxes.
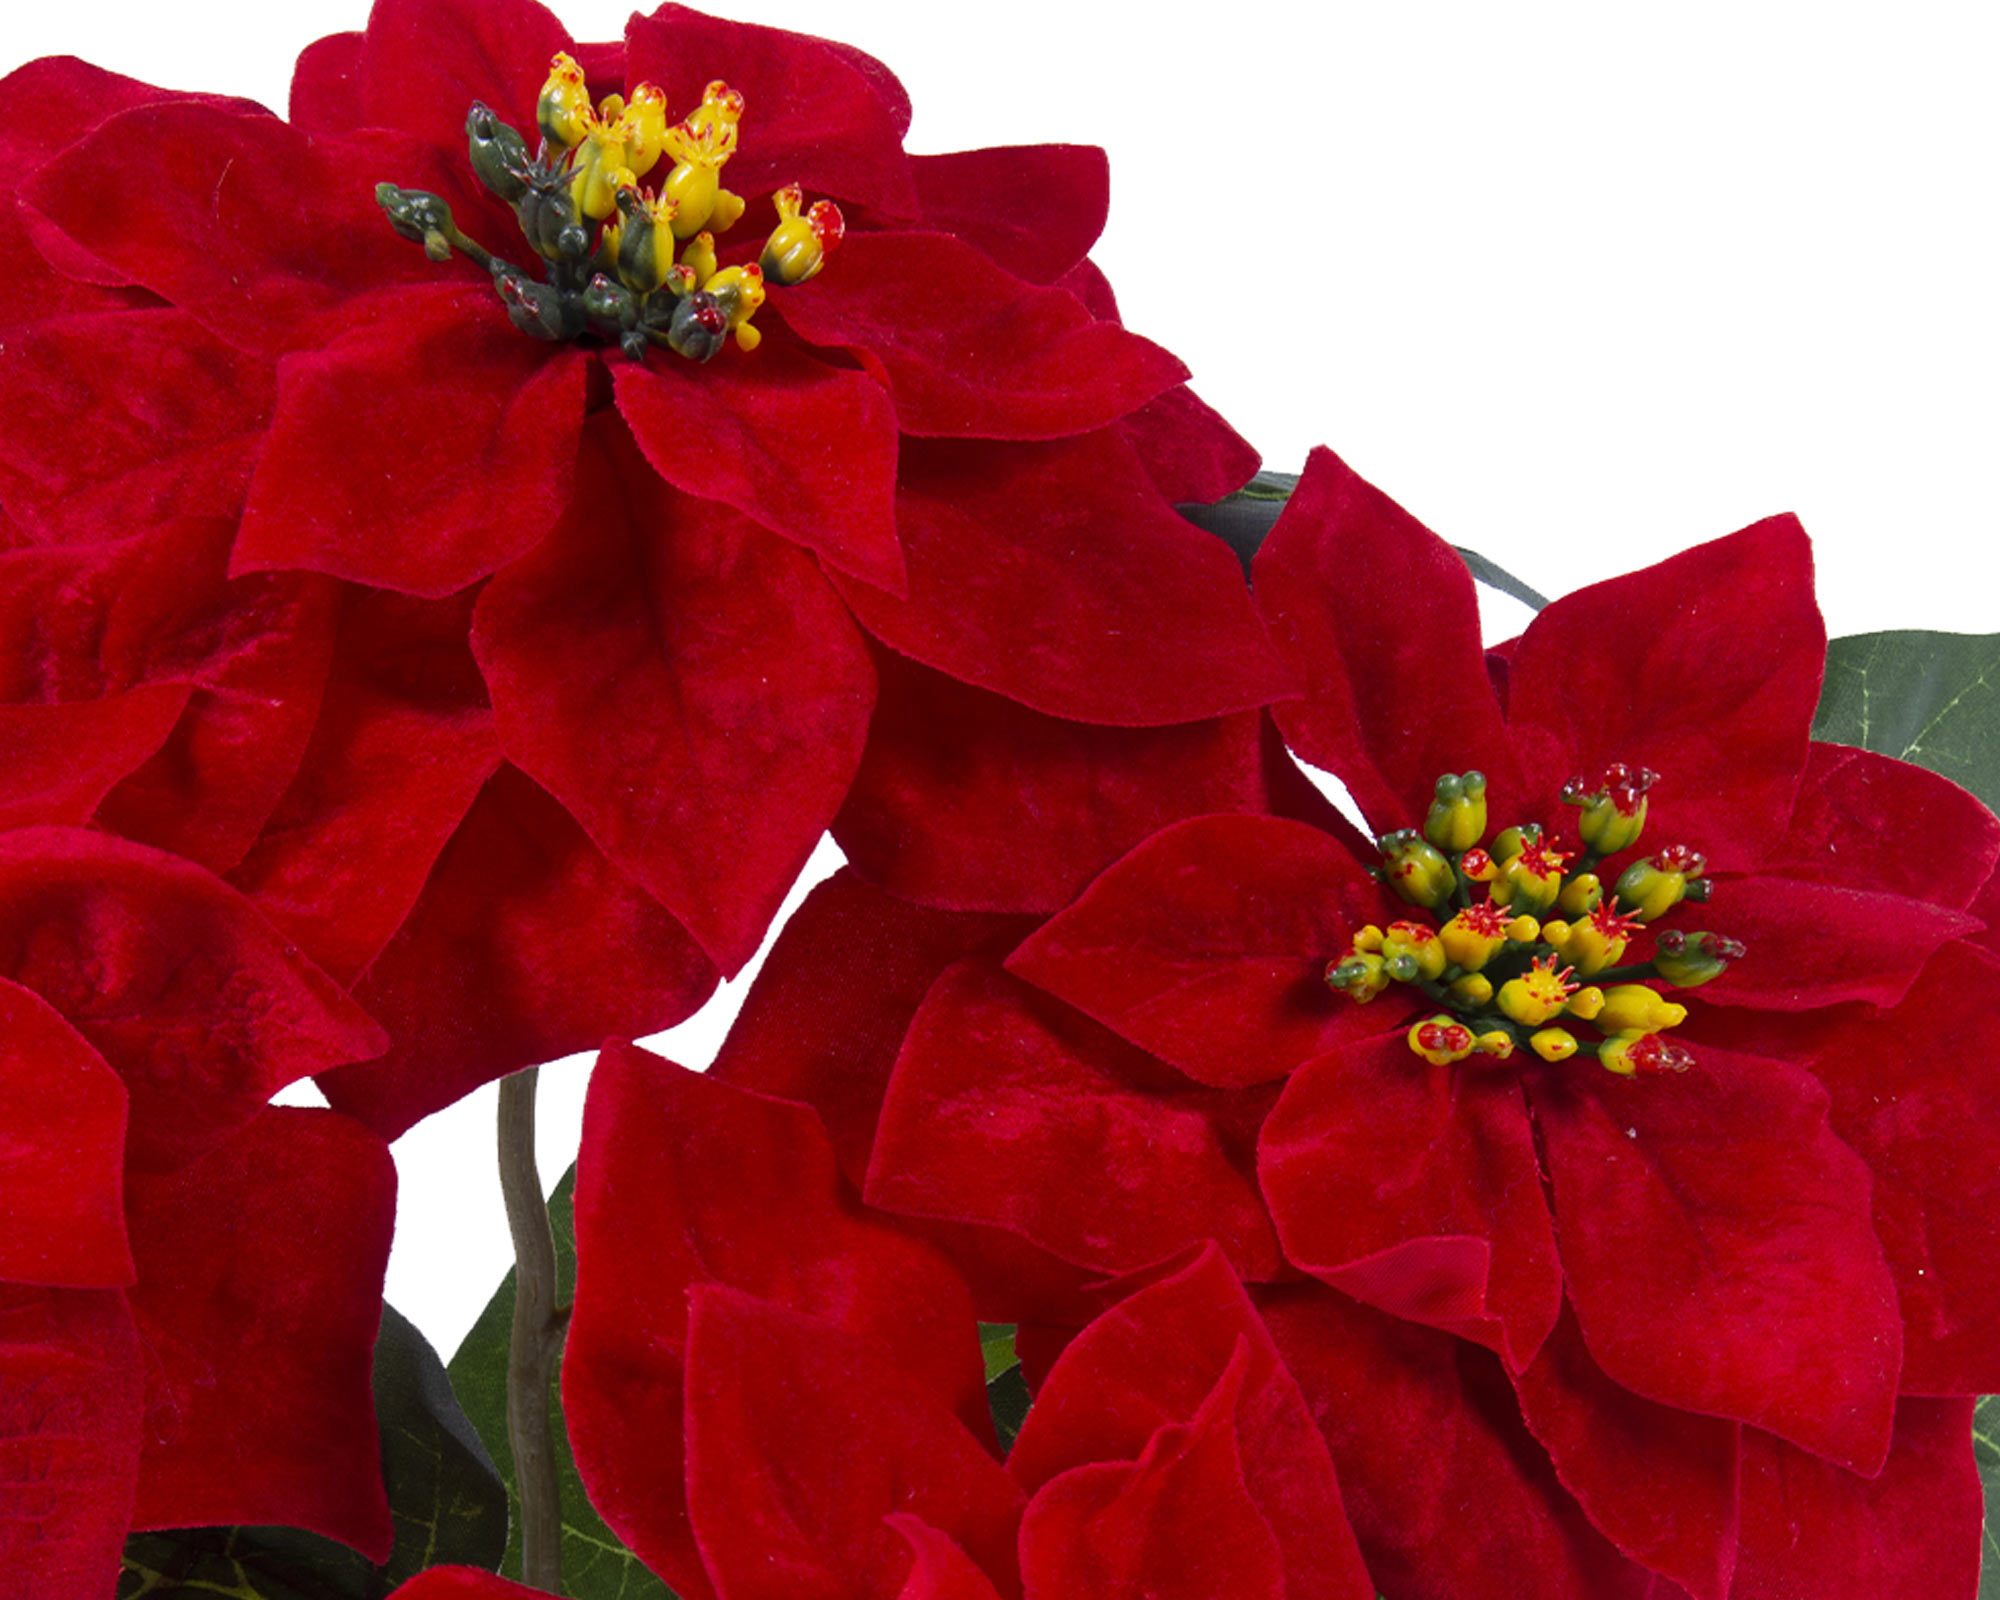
[0,828,397,1593]
[850,448,2000,1597]
[0,0,1287,1136]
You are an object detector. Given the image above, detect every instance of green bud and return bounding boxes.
[375,183,455,261]
[466,102,533,205]
[493,268,581,342]
[666,290,730,363]
[1378,828,1456,911]
[1490,822,1541,865]
[1424,770,1488,853]
[1654,930,1743,987]
[1612,844,1705,923]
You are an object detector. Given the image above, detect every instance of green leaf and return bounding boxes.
[1812,630,2000,809]
[1177,471,1547,609]
[447,1165,675,1600]
[1976,1397,2000,1600]
[119,1304,508,1599]
[977,1322,1032,1455]
[977,1321,1019,1383]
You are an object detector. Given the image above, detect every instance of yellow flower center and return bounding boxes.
[375,55,844,364]
[1325,765,1736,1080]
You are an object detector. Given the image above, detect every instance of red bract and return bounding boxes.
[562,1036,1373,1599]
[0,0,1287,1135]
[0,829,397,1593]
[859,449,2000,1597]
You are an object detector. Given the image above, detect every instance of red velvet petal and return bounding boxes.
[1762,742,2000,908]
[228,588,500,985]
[709,867,1035,1186]
[1020,1343,1287,1600]
[0,62,260,301]
[568,1043,992,1599]
[1251,447,1524,831]
[22,107,451,355]
[355,0,573,159]
[472,419,874,974]
[779,233,1182,440]
[866,959,1284,1282]
[1503,516,1823,873]
[830,432,1291,727]
[0,200,153,344]
[92,530,342,873]
[614,348,904,592]
[235,286,588,597]
[1700,941,2000,1395]
[1512,1300,1740,1600]
[1057,258,1117,321]
[1261,1283,1667,1600]
[1009,1244,1376,1600]
[1119,386,1261,506]
[0,827,386,1173]
[1734,1400,1980,1599]
[324,764,716,1139]
[0,686,188,830]
[0,55,246,165]
[1260,1043,1561,1369]
[125,1107,396,1560]
[885,1515,1007,1600]
[1529,1046,1902,1473]
[386,1570,548,1599]
[0,978,132,1289]
[835,650,1271,915]
[0,517,341,873]
[1691,874,1978,1011]
[1006,814,1400,1087]
[290,30,365,132]
[0,308,274,539]
[0,1286,141,1598]
[910,146,1108,285]
[624,6,919,219]
[683,1285,1024,1600]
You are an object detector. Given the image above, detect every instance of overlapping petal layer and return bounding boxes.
[567,1041,991,1598]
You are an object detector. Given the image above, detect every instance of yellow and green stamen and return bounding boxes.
[376,55,844,363]
[1328,766,1741,1080]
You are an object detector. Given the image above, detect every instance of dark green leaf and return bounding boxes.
[977,1321,1031,1455]
[119,1304,508,1599]
[1177,471,1547,609]
[447,1165,675,1600]
[1812,631,2000,809]
[988,1367,1032,1457]
[1976,1397,2000,1599]
[1449,543,1549,613]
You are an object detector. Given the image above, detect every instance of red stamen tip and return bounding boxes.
[1630,1035,1694,1076]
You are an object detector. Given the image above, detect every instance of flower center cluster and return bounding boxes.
[1325,765,1745,1078]
[376,53,844,362]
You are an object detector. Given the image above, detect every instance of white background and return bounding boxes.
[6,2,1997,1355]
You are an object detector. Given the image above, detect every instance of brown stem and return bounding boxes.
[498,1066,568,1593]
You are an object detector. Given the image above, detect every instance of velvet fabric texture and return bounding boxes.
[853,450,2000,1598]
[563,1042,1377,1600]
[0,829,396,1594]
[0,0,1289,1136]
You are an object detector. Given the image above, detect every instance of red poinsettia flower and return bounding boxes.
[556,1038,1375,1600]
[0,0,1287,1136]
[0,828,397,1595]
[851,449,2000,1597]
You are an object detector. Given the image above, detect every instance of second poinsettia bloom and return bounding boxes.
[859,448,2000,1599]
